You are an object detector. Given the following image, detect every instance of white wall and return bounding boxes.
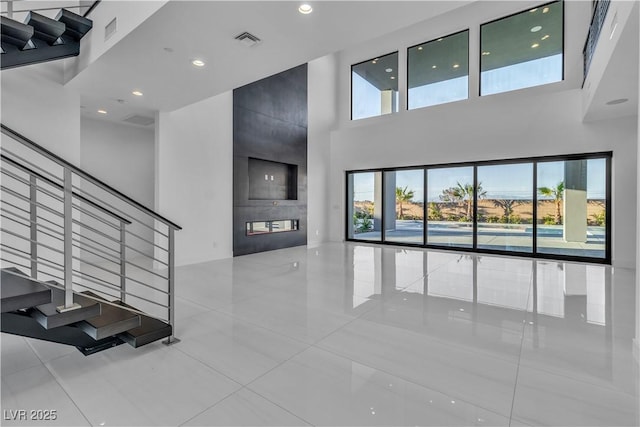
[155,92,233,266]
[328,90,637,268]
[325,0,637,269]
[66,0,168,83]
[80,117,155,208]
[1,62,81,164]
[307,55,339,247]
[635,0,640,364]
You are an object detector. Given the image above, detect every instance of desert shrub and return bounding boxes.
[508,214,522,224]
[357,217,373,233]
[591,212,605,226]
[428,202,443,221]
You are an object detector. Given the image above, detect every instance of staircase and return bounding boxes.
[1,124,182,355]
[1,6,92,70]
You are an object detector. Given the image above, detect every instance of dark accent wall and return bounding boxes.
[233,64,308,256]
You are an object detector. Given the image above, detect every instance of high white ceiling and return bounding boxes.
[67,1,472,118]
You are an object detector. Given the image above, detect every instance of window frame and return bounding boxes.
[478,0,565,97]
[345,151,612,265]
[406,28,470,111]
[350,51,400,121]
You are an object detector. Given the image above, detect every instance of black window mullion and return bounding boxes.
[380,171,386,243]
[473,165,478,250]
[532,161,538,254]
[423,168,428,247]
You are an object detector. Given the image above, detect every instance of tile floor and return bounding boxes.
[1,242,638,426]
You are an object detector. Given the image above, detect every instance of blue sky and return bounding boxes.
[353,158,606,203]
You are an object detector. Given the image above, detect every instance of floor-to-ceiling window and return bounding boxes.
[426,166,474,248]
[346,153,611,263]
[383,169,424,244]
[477,162,534,253]
[347,171,382,241]
[536,158,608,259]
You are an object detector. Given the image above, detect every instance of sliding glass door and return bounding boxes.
[537,158,607,259]
[426,166,474,248]
[346,153,611,263]
[383,169,424,244]
[347,171,382,241]
[477,163,533,253]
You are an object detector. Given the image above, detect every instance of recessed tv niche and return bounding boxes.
[248,157,298,200]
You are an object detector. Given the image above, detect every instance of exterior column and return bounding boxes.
[381,90,394,114]
[384,172,397,232]
[564,160,588,242]
[373,172,383,234]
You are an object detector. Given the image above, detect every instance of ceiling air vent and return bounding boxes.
[234,32,261,47]
[122,115,154,127]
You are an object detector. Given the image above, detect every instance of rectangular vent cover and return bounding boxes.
[105,17,117,41]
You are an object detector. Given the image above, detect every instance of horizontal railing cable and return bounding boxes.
[1,123,181,343]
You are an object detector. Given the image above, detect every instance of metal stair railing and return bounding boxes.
[0,124,182,344]
[1,1,100,19]
[583,0,611,83]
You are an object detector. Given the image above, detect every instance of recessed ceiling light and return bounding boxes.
[132,90,143,96]
[530,8,537,12]
[541,34,550,40]
[531,25,542,32]
[531,43,539,48]
[191,59,205,67]
[97,109,107,114]
[606,98,628,105]
[385,68,393,73]
[482,51,491,56]
[543,7,549,13]
[432,65,437,69]
[298,4,312,14]
[437,38,443,42]
[390,76,395,80]
[453,64,460,68]
[417,46,423,51]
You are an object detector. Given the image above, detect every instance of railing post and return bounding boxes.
[29,174,38,279]
[120,221,126,302]
[163,226,179,345]
[57,168,80,313]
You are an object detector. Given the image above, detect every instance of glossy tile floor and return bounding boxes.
[2,243,638,426]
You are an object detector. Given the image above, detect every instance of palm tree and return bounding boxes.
[493,199,522,222]
[453,182,486,221]
[538,181,564,224]
[395,186,415,220]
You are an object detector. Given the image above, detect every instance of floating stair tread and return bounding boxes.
[27,11,66,45]
[2,310,124,356]
[76,291,140,340]
[1,268,51,313]
[56,9,92,41]
[0,16,34,50]
[31,285,101,329]
[115,301,172,348]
